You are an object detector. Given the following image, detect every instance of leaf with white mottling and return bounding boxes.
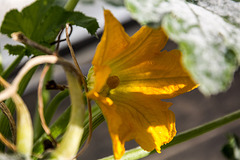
[104,0,124,6]
[81,0,124,6]
[125,0,240,95]
[194,0,240,27]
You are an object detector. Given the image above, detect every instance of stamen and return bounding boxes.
[107,76,120,89]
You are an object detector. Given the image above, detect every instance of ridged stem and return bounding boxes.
[0,77,33,158]
[51,70,85,159]
[12,94,33,158]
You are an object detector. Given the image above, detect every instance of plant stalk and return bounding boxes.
[64,0,79,11]
[12,94,33,158]
[51,69,85,159]
[0,77,33,158]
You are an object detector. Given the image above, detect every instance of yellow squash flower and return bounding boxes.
[87,10,197,159]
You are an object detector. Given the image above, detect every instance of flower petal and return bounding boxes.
[87,9,198,160]
[109,27,168,71]
[92,10,130,66]
[113,50,197,99]
[97,92,176,159]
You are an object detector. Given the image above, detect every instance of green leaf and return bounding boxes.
[62,10,100,36]
[125,0,240,95]
[4,45,31,57]
[1,0,99,56]
[222,134,240,160]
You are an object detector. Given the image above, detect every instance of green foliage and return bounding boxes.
[125,0,240,95]
[0,0,99,56]
[4,45,31,57]
[222,134,240,160]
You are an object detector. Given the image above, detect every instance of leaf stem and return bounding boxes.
[101,109,240,160]
[64,0,79,11]
[1,54,24,79]
[11,32,53,55]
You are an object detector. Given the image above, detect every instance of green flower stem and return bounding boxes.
[11,94,33,158]
[1,54,24,79]
[64,0,79,11]
[51,70,85,159]
[101,109,240,160]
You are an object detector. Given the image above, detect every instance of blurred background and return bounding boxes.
[0,1,240,159]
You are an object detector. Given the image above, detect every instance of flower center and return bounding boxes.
[107,76,120,89]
